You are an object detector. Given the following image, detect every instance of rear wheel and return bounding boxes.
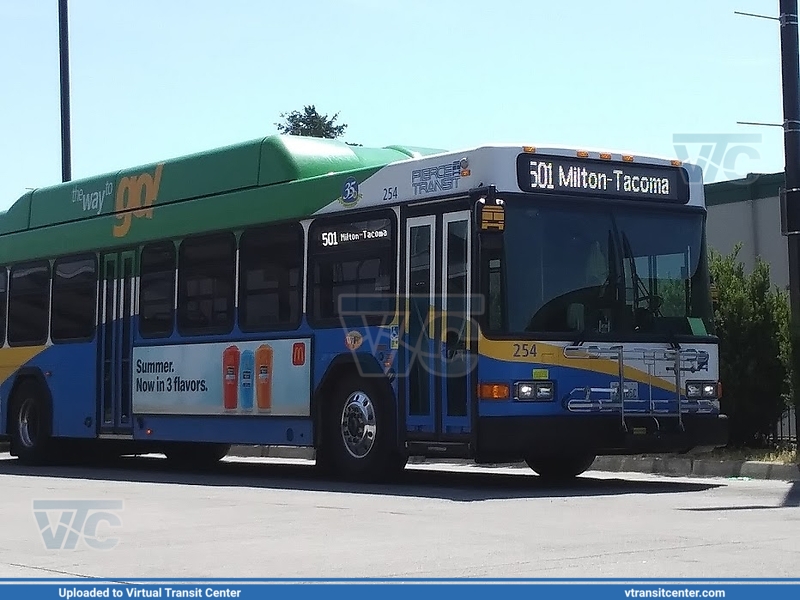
[9,380,54,465]
[524,452,596,481]
[321,375,405,481]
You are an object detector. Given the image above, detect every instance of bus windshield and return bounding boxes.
[489,196,714,339]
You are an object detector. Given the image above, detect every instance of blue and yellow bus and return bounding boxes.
[0,135,728,480]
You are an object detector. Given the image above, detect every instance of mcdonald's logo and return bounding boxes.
[112,163,164,238]
[292,342,306,366]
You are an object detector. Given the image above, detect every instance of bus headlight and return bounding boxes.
[686,381,719,399]
[514,381,554,401]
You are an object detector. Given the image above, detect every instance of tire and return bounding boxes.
[164,442,230,469]
[323,374,405,481]
[524,452,596,481]
[9,379,54,465]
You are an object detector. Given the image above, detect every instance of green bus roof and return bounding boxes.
[0,135,447,264]
[0,135,446,235]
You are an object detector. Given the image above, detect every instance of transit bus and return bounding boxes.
[0,135,728,480]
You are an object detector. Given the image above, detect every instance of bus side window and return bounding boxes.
[308,213,396,327]
[140,242,176,338]
[51,255,97,342]
[7,261,50,347]
[239,224,303,331]
[177,233,236,336]
[0,267,6,346]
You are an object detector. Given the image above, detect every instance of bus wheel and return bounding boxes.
[164,443,230,469]
[524,453,596,481]
[326,376,401,481]
[10,380,53,465]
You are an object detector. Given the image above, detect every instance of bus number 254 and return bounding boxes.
[513,343,537,358]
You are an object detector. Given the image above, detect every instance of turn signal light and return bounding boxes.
[478,383,510,400]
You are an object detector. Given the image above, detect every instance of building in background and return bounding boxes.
[704,172,787,289]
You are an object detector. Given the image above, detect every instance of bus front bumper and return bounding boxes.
[475,413,729,462]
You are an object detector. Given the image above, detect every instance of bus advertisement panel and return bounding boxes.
[131,339,311,417]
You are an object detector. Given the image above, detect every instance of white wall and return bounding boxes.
[706,195,789,290]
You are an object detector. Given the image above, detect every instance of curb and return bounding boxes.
[591,455,799,481]
[227,445,800,482]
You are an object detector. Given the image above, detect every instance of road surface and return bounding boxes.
[0,453,797,579]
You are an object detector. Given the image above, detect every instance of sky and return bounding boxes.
[0,0,790,211]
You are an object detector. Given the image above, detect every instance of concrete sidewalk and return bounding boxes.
[225,445,800,482]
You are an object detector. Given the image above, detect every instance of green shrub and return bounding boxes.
[709,244,792,447]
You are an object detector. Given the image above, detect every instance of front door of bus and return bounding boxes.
[97,251,136,436]
[403,210,473,438]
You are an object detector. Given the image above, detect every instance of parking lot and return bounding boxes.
[0,453,797,579]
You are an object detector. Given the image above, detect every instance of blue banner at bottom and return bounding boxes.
[0,581,798,600]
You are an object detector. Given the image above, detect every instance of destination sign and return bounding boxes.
[315,218,392,249]
[516,154,689,203]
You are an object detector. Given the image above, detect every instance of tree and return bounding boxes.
[275,105,347,139]
[709,244,792,447]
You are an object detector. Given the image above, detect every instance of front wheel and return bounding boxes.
[322,375,405,481]
[525,452,596,481]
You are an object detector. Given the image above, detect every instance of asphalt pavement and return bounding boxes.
[0,453,797,579]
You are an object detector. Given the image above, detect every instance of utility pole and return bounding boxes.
[58,0,72,182]
[778,0,800,455]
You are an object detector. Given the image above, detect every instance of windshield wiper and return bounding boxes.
[620,231,664,326]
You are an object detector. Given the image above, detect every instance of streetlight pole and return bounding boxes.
[778,0,800,454]
[58,0,71,182]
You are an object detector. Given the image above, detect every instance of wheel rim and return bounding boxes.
[18,398,39,449]
[340,391,377,459]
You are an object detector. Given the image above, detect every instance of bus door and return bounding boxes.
[97,251,136,437]
[402,210,473,438]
